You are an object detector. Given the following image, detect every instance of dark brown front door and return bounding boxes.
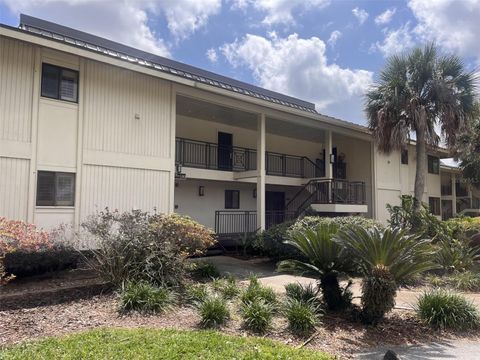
[218,132,233,170]
[266,191,285,228]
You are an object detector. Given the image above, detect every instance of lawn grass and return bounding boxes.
[0,328,333,360]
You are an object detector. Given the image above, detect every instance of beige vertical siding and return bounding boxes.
[80,165,170,219]
[83,60,172,157]
[0,157,30,220]
[0,37,34,143]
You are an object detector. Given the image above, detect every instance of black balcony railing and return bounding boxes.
[286,179,366,216]
[214,210,296,236]
[176,137,326,178]
[175,137,256,172]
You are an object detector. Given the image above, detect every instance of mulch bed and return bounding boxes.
[2,291,479,359]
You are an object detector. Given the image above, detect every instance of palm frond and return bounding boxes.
[335,226,438,283]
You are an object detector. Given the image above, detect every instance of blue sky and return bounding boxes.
[1,0,479,125]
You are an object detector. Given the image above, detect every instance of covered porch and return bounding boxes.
[174,90,373,239]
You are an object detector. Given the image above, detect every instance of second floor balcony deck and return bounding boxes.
[175,137,347,179]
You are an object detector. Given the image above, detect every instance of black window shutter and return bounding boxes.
[36,171,55,206]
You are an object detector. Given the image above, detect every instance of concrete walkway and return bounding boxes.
[356,339,480,360]
[203,255,480,310]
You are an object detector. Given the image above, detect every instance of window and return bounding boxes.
[225,190,240,209]
[41,63,79,102]
[401,149,408,165]
[429,197,441,216]
[428,155,439,174]
[36,171,75,206]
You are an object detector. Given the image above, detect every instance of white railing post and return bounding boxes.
[257,114,266,231]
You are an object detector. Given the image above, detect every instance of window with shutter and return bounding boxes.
[36,172,56,206]
[41,63,79,103]
[36,171,75,206]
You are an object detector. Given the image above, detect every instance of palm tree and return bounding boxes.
[335,226,437,324]
[365,43,476,210]
[456,102,480,188]
[277,223,353,311]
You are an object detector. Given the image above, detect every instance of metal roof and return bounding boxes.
[17,14,317,113]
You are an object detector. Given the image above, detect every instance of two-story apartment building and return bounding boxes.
[0,15,471,243]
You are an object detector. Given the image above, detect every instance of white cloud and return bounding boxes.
[229,0,249,11]
[375,8,396,25]
[221,33,373,116]
[206,48,218,63]
[1,0,222,56]
[161,0,221,41]
[327,30,342,47]
[230,0,330,26]
[374,23,415,57]
[408,0,480,62]
[352,7,369,25]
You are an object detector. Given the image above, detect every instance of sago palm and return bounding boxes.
[335,226,437,324]
[365,43,476,211]
[277,223,353,311]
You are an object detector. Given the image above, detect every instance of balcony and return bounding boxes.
[214,210,296,236]
[214,179,367,238]
[175,137,327,178]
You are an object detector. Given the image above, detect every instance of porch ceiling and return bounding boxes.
[177,95,326,142]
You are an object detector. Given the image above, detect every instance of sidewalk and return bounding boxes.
[204,256,480,309]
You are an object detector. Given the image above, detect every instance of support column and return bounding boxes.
[452,173,457,216]
[257,114,266,231]
[324,130,333,179]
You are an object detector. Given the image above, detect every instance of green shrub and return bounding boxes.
[285,282,320,307]
[435,237,480,273]
[189,261,220,279]
[284,298,321,336]
[416,290,480,330]
[427,271,480,292]
[4,247,79,278]
[198,295,230,328]
[445,217,480,237]
[0,217,74,284]
[119,282,174,314]
[387,195,447,239]
[252,220,300,261]
[289,216,381,236]
[241,277,277,306]
[240,299,274,333]
[82,209,216,287]
[185,283,209,303]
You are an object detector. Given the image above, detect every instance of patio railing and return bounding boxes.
[176,137,326,178]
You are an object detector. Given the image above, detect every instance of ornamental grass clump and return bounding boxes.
[185,283,210,304]
[240,276,277,306]
[284,298,321,336]
[285,282,321,308]
[119,282,175,314]
[216,278,241,300]
[240,299,274,333]
[416,290,480,330]
[198,295,230,328]
[189,261,221,279]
